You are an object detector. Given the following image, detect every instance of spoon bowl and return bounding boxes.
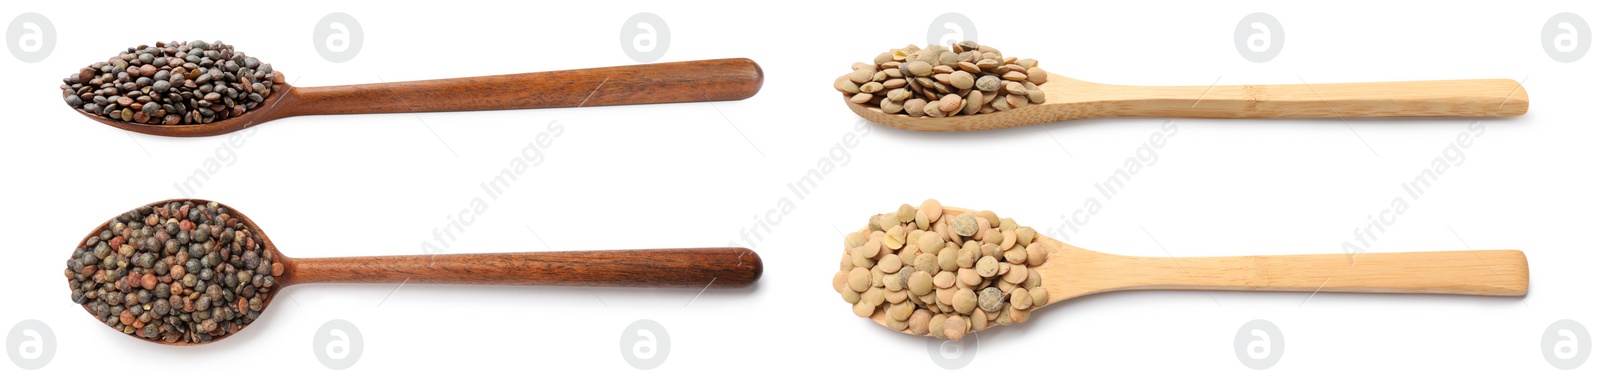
[857,206,1527,336]
[75,58,764,137]
[71,199,763,345]
[845,72,1529,131]
[75,82,294,137]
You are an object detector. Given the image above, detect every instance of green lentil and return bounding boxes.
[838,200,1051,340]
[66,202,274,345]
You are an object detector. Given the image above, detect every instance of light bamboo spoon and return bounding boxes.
[75,58,763,137]
[852,206,1527,338]
[67,199,762,345]
[844,72,1528,131]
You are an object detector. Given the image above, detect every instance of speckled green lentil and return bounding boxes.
[838,200,1051,340]
[65,200,279,344]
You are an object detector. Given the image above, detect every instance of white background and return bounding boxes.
[2,0,1596,380]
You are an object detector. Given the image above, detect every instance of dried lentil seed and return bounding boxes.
[66,200,274,344]
[889,301,915,321]
[915,228,940,252]
[1027,89,1046,104]
[876,252,902,273]
[933,268,960,287]
[1004,246,1028,264]
[835,76,860,93]
[958,268,981,287]
[853,300,876,317]
[1004,264,1028,284]
[922,101,943,117]
[1030,286,1049,306]
[951,213,979,236]
[840,43,1047,117]
[908,310,933,335]
[936,248,958,271]
[928,314,947,338]
[904,98,928,117]
[977,211,1000,226]
[976,256,999,277]
[848,267,872,292]
[909,271,934,295]
[62,41,277,126]
[883,271,904,291]
[885,288,908,303]
[953,288,978,314]
[943,315,968,340]
[1026,243,1048,266]
[862,287,885,306]
[833,270,849,293]
[1010,287,1032,309]
[975,75,1001,92]
[884,226,906,250]
[844,202,1050,338]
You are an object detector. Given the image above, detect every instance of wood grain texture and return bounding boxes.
[77,58,763,137]
[845,73,1529,131]
[864,206,1527,334]
[281,248,762,288]
[1034,243,1528,303]
[284,58,763,115]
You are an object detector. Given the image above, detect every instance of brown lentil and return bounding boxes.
[838,42,1048,117]
[61,40,280,125]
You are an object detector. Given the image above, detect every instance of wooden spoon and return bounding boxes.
[860,206,1527,336]
[78,58,764,137]
[71,199,763,345]
[845,72,1528,131]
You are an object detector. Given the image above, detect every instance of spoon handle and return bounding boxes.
[1098,250,1526,296]
[285,247,761,288]
[1099,79,1527,118]
[281,58,762,116]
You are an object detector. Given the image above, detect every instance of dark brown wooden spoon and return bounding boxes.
[74,58,764,137]
[68,199,763,346]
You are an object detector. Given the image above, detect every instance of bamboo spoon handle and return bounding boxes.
[279,58,763,116]
[1092,250,1526,296]
[1095,79,1527,118]
[285,248,762,288]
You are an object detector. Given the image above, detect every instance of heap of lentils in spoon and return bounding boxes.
[60,40,281,125]
[835,41,1048,117]
[65,201,281,344]
[833,200,1050,340]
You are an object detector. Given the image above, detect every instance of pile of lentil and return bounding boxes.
[835,41,1048,117]
[60,40,281,125]
[64,201,281,344]
[833,200,1050,340]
